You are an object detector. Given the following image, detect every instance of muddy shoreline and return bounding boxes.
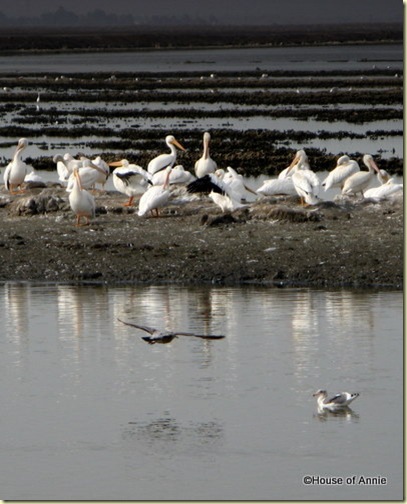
[0,187,402,289]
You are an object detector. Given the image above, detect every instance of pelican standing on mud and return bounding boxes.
[68,167,96,226]
[138,166,173,217]
[287,150,320,205]
[194,131,217,178]
[147,135,186,175]
[3,138,31,194]
[341,154,381,196]
[109,159,151,206]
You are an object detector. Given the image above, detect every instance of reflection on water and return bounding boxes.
[314,406,360,423]
[0,283,402,500]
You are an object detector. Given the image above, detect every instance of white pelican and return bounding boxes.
[117,319,225,345]
[194,131,217,178]
[53,153,85,185]
[187,172,246,212]
[279,149,311,180]
[222,166,257,201]
[109,159,151,206]
[287,150,320,205]
[256,176,297,197]
[53,154,71,185]
[322,155,360,191]
[313,390,359,411]
[66,158,108,192]
[341,154,381,196]
[152,164,195,186]
[138,166,172,217]
[24,169,46,187]
[364,176,403,200]
[92,156,110,190]
[3,138,31,193]
[147,135,186,175]
[68,168,95,226]
[256,151,309,197]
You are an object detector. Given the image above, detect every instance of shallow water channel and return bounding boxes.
[0,283,402,500]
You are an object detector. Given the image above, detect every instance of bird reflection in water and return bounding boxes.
[314,406,360,422]
[122,413,223,449]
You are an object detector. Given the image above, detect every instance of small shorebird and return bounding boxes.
[313,389,360,411]
[117,319,225,345]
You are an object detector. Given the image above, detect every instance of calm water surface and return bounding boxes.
[0,44,402,73]
[0,283,402,500]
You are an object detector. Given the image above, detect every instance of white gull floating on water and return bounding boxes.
[313,389,360,411]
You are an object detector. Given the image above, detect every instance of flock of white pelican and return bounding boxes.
[1,133,403,225]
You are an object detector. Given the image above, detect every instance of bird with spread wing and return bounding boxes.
[117,319,225,344]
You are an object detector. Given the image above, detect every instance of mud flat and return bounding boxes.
[0,70,403,176]
[0,187,402,289]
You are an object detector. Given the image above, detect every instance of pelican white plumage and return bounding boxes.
[3,138,31,193]
[138,166,172,217]
[187,172,246,212]
[68,168,95,226]
[322,155,360,191]
[109,159,151,206]
[194,131,217,178]
[92,156,110,190]
[341,154,381,196]
[364,176,403,200]
[313,389,359,411]
[222,166,257,202]
[256,151,308,197]
[147,135,186,175]
[287,150,320,205]
[256,177,297,197]
[24,168,46,187]
[53,154,71,185]
[152,164,195,186]
[281,149,311,178]
[66,158,108,192]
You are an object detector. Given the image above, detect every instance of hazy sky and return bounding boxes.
[0,0,403,24]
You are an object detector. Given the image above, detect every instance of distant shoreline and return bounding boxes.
[0,23,402,54]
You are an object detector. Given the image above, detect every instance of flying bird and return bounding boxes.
[313,389,360,411]
[117,319,225,344]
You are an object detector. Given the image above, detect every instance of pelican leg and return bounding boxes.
[123,196,134,207]
[9,183,24,195]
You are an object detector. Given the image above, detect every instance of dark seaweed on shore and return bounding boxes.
[0,68,402,177]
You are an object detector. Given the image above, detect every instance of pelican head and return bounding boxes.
[72,167,82,190]
[337,155,350,166]
[81,157,107,175]
[166,135,186,152]
[363,154,380,174]
[17,138,28,149]
[109,158,129,168]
